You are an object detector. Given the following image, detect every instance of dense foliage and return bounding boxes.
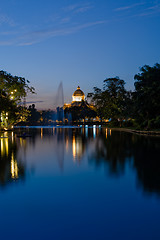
[0,70,35,128]
[89,64,160,129]
[133,63,160,129]
[88,77,132,126]
[64,101,97,122]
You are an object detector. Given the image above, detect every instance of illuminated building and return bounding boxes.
[72,86,85,103]
[64,86,85,108]
[63,86,99,123]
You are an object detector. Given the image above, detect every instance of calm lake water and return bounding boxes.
[0,126,160,240]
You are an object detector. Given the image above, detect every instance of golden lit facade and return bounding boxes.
[72,86,85,103]
[64,86,85,109]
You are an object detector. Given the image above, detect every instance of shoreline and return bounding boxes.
[110,127,160,136]
[1,125,160,136]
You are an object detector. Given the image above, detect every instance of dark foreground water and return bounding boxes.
[0,127,160,240]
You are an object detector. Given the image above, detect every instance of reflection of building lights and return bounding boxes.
[1,139,4,155]
[85,125,88,137]
[106,128,108,139]
[0,135,9,156]
[11,132,14,142]
[20,138,23,146]
[41,128,43,139]
[110,129,112,135]
[85,128,88,137]
[72,135,76,161]
[5,138,8,156]
[66,138,69,152]
[93,125,96,138]
[11,153,18,179]
[72,135,83,162]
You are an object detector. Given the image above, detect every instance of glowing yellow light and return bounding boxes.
[1,139,4,156]
[4,132,7,136]
[15,162,18,178]
[41,128,43,139]
[20,138,23,146]
[11,153,18,179]
[72,135,76,161]
[11,91,13,94]
[11,158,14,178]
[5,138,8,156]
[106,128,108,139]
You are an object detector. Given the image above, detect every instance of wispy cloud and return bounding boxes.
[63,3,93,14]
[114,2,145,12]
[147,4,160,10]
[134,3,160,17]
[25,101,44,104]
[63,4,79,12]
[113,1,160,20]
[18,20,105,46]
[0,1,105,47]
[0,30,18,35]
[74,5,93,13]
[60,17,70,24]
[0,13,15,26]
[0,19,105,46]
[0,40,15,46]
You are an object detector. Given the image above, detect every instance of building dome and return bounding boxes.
[72,86,85,102]
[73,86,85,97]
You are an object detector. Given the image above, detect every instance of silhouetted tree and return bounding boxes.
[88,77,131,125]
[134,63,160,129]
[27,104,41,124]
[65,101,96,122]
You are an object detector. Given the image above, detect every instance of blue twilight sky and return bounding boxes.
[0,0,160,109]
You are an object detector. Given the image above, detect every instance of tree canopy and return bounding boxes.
[0,70,35,128]
[133,63,160,128]
[88,77,131,124]
[0,70,35,102]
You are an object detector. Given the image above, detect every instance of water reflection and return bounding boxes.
[0,132,25,187]
[90,128,160,195]
[1,127,160,196]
